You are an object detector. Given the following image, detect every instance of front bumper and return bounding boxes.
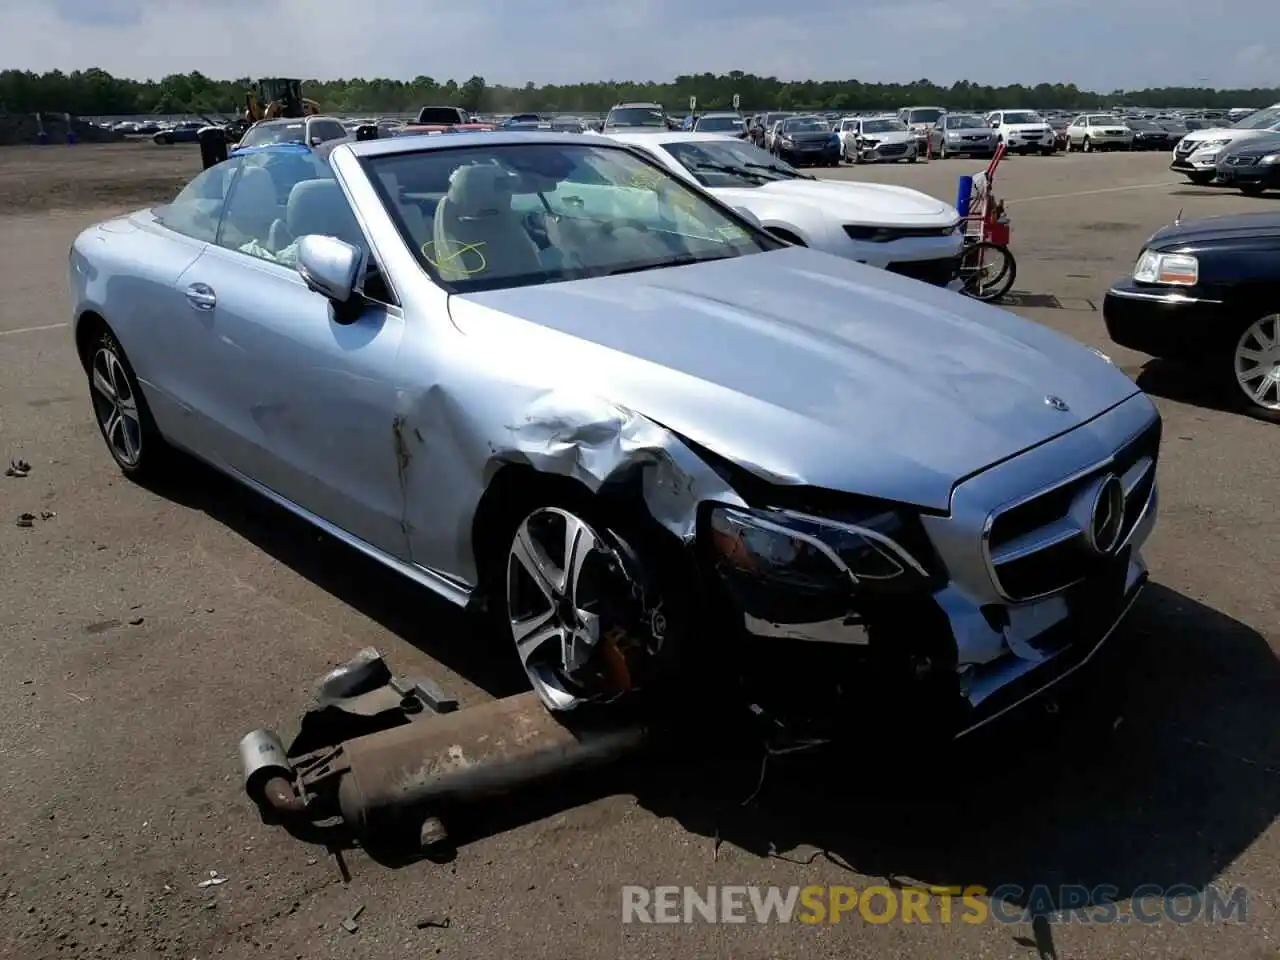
[709,394,1161,740]
[857,142,916,162]
[943,136,997,155]
[843,232,963,274]
[1170,149,1221,172]
[1215,162,1280,189]
[1004,133,1052,150]
[1103,277,1228,360]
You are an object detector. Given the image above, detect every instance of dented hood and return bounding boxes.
[449,247,1139,510]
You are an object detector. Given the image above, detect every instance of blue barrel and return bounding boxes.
[36,131,49,145]
[955,175,974,219]
[66,130,77,144]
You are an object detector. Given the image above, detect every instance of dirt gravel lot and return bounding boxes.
[0,142,1277,960]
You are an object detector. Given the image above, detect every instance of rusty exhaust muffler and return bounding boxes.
[336,692,649,840]
[239,654,650,850]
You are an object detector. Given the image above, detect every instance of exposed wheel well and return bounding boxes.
[74,311,109,372]
[766,227,806,246]
[470,464,594,591]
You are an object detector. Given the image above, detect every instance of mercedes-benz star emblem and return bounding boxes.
[1045,395,1070,412]
[1087,474,1126,555]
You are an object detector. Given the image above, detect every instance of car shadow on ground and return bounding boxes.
[633,582,1279,916]
[145,457,528,700]
[1134,358,1274,422]
[146,460,1279,918]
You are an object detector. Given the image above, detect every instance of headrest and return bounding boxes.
[444,164,516,217]
[226,165,277,215]
[287,179,361,246]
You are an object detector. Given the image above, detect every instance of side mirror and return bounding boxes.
[296,234,362,305]
[733,206,762,227]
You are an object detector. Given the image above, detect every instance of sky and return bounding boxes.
[2,0,1277,92]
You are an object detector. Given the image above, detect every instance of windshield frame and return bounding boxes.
[905,108,944,125]
[360,141,783,294]
[659,138,805,188]
[694,115,745,132]
[862,118,908,133]
[780,117,829,133]
[239,121,306,147]
[606,106,666,128]
[1233,107,1280,130]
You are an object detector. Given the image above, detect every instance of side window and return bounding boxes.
[216,152,368,267]
[157,159,242,243]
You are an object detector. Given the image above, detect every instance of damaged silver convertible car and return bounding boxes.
[69,132,1160,737]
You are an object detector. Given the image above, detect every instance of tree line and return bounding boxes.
[2,68,1276,117]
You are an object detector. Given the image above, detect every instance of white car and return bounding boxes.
[986,110,1056,155]
[837,116,918,163]
[608,131,963,285]
[1171,103,1280,184]
[1064,114,1133,152]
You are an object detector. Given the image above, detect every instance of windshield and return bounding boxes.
[660,139,806,189]
[365,142,771,294]
[1001,112,1041,125]
[239,122,305,147]
[781,117,828,133]
[1088,115,1122,125]
[607,107,665,127]
[695,115,744,132]
[861,119,906,133]
[1233,107,1280,130]
[906,108,944,125]
[945,115,985,129]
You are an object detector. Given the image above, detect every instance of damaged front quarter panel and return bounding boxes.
[393,379,747,589]
[502,391,749,541]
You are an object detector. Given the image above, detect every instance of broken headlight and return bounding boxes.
[704,504,937,623]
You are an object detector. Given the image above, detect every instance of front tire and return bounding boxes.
[1240,183,1266,196]
[501,495,684,712]
[1082,136,1092,153]
[1187,171,1213,186]
[85,329,170,481]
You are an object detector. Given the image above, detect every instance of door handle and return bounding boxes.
[185,283,216,310]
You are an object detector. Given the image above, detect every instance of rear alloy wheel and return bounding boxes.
[1232,313,1280,419]
[505,505,669,711]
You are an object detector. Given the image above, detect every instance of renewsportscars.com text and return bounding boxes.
[621,884,1249,925]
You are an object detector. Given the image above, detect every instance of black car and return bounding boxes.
[1125,119,1180,151]
[1215,133,1280,196]
[1103,212,1280,420]
[771,116,840,167]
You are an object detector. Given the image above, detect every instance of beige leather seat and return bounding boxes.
[220,166,281,249]
[431,164,541,282]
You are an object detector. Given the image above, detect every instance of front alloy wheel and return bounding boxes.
[1233,313,1280,416]
[505,506,666,711]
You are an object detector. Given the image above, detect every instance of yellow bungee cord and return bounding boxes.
[421,240,488,276]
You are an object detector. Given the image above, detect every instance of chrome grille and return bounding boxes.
[983,419,1161,601]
